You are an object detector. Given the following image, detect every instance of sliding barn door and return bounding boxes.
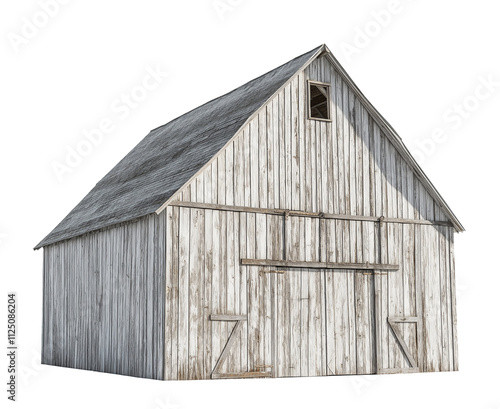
[324,270,377,375]
[231,266,417,379]
[273,268,327,378]
[271,269,377,377]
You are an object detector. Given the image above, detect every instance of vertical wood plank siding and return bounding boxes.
[163,55,458,380]
[42,213,166,380]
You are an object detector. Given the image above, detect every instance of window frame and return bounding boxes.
[307,80,332,122]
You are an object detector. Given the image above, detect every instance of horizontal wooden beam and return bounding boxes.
[209,314,247,322]
[241,258,399,271]
[388,316,418,323]
[382,217,448,226]
[170,200,286,216]
[260,270,287,274]
[211,371,273,379]
[169,201,453,227]
[378,367,420,375]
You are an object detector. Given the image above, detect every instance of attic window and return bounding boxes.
[308,81,330,121]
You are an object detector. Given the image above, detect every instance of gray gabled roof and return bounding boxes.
[35,45,323,249]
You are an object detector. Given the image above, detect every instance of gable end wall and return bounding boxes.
[162,55,458,379]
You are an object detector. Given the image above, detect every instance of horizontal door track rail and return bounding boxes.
[241,258,399,271]
[169,200,453,227]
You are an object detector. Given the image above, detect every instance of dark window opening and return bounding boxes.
[309,82,330,120]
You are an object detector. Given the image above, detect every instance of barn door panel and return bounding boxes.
[387,317,418,370]
[209,314,272,379]
[273,268,326,378]
[376,318,419,374]
[374,272,419,374]
[325,270,376,375]
[245,266,274,377]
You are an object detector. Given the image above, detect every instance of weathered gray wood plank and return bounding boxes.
[449,229,459,371]
[178,208,190,379]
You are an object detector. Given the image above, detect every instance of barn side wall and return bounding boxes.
[42,213,166,380]
[163,54,458,380]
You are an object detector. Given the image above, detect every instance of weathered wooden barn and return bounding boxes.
[36,44,464,381]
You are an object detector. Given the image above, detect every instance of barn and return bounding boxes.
[35,44,464,381]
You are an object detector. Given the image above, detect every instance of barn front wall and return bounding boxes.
[163,53,458,380]
[42,213,166,380]
[163,206,457,380]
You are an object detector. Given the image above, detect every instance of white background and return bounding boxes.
[1,1,499,408]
